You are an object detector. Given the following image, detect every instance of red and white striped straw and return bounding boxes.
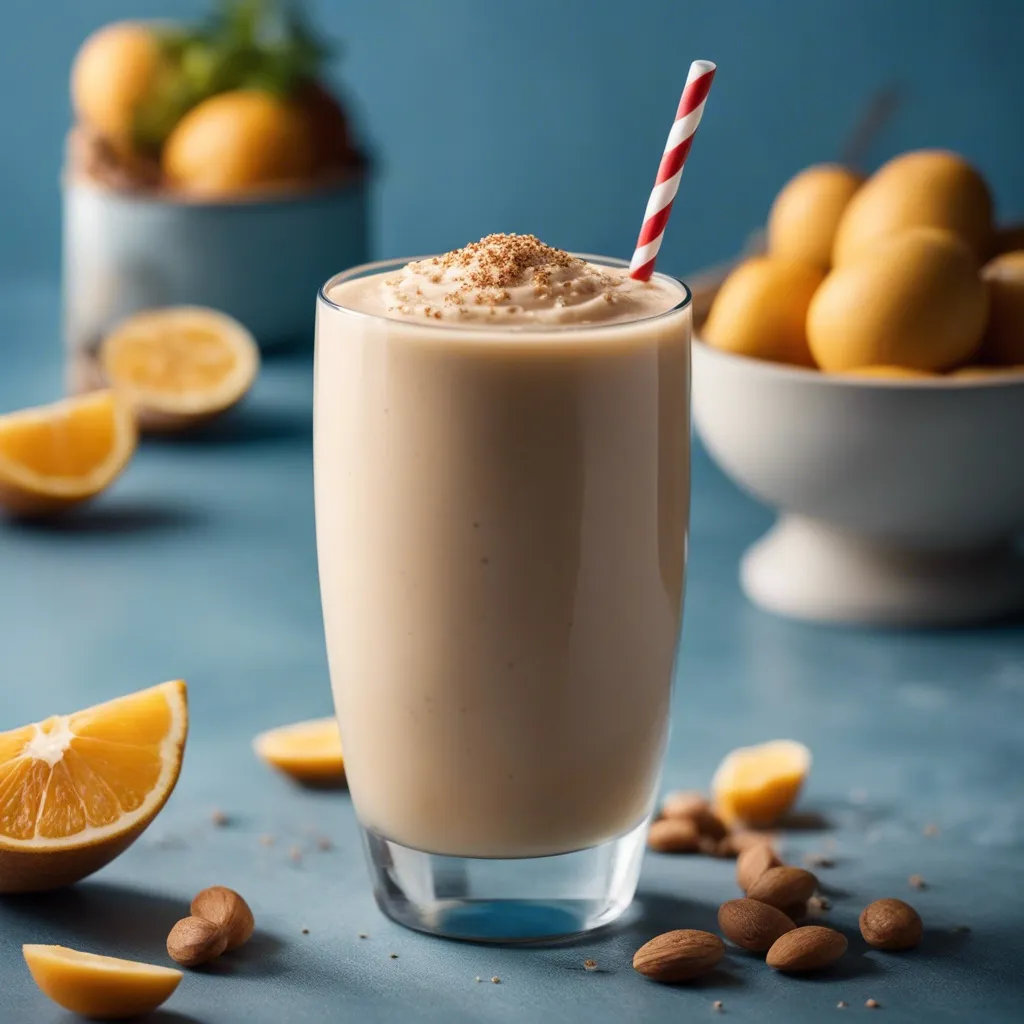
[629,60,717,281]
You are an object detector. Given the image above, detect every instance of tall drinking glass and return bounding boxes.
[314,255,691,942]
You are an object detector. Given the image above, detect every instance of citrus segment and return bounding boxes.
[100,306,260,431]
[0,390,137,516]
[253,717,345,785]
[0,681,187,893]
[23,945,182,1019]
[712,740,811,828]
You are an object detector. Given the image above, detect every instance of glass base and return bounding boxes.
[361,818,650,943]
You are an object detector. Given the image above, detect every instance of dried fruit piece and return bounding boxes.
[766,926,848,973]
[23,945,181,1019]
[190,886,255,951]
[859,898,923,950]
[746,866,818,910]
[632,930,725,983]
[647,817,700,853]
[166,917,229,968]
[736,843,782,892]
[718,898,796,952]
[712,740,811,828]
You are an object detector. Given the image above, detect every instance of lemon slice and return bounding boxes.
[0,390,137,516]
[99,306,260,431]
[23,945,182,1019]
[253,717,345,785]
[0,681,187,893]
[711,740,811,828]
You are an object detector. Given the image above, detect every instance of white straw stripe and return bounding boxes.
[665,99,708,151]
[629,238,662,271]
[642,167,684,220]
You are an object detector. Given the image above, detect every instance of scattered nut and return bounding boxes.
[632,929,725,983]
[736,843,782,892]
[866,998,880,1009]
[583,959,598,971]
[491,976,501,984]
[647,817,700,853]
[766,925,848,973]
[837,1001,848,1009]
[474,976,482,983]
[167,916,230,967]
[661,790,709,820]
[358,932,368,939]
[713,1000,724,1011]
[909,874,926,890]
[808,894,831,912]
[316,836,334,851]
[746,866,818,910]
[390,953,398,959]
[190,886,255,951]
[210,809,229,827]
[859,898,923,950]
[301,927,310,935]
[718,898,796,951]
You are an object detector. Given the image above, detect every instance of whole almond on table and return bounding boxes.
[167,916,229,967]
[746,866,818,910]
[661,790,709,820]
[736,842,782,892]
[191,886,255,951]
[859,898,923,950]
[633,930,726,983]
[648,816,700,853]
[766,925,848,973]
[718,898,797,952]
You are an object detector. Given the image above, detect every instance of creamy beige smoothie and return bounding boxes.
[315,235,690,858]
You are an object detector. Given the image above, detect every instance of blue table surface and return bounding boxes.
[0,281,1022,1024]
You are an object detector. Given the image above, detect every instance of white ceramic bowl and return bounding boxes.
[692,338,1024,626]
[63,175,369,372]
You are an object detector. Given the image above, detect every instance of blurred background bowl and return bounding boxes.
[63,173,368,386]
[692,338,1024,626]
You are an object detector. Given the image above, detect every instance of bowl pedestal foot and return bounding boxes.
[741,515,1024,627]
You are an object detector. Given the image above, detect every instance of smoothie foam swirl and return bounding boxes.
[331,234,683,327]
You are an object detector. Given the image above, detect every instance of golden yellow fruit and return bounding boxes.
[163,89,315,198]
[808,228,988,372]
[767,164,863,269]
[23,945,181,1019]
[702,258,825,367]
[839,365,937,380]
[712,740,811,828]
[978,251,1024,365]
[833,149,994,266]
[71,22,165,146]
[0,681,187,893]
[0,390,137,517]
[253,717,345,785]
[100,306,260,431]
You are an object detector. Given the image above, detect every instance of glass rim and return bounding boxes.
[317,253,692,335]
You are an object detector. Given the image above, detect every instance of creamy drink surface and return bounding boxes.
[315,235,690,858]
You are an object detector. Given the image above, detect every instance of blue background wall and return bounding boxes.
[1,0,1022,284]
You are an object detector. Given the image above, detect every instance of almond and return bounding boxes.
[661,790,709,820]
[191,886,255,951]
[692,807,729,841]
[647,817,700,853]
[766,925,848,972]
[725,830,776,856]
[736,842,782,891]
[718,898,796,952]
[746,866,818,910]
[632,929,726,983]
[167,916,229,967]
[859,898,923,950]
